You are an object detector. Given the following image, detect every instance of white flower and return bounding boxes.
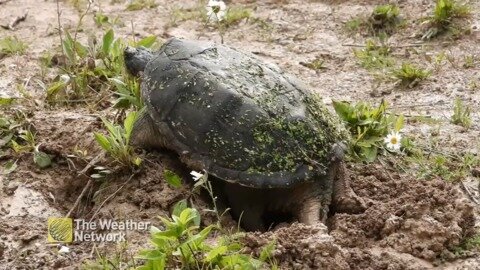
[58,245,70,254]
[206,0,227,22]
[190,170,204,181]
[60,74,71,84]
[384,131,402,151]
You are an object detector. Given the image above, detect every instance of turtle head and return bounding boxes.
[124,46,154,77]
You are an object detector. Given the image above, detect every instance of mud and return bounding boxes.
[243,164,476,269]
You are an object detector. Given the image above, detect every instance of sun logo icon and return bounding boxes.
[47,218,73,243]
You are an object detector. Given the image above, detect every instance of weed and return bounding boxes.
[353,39,394,70]
[345,18,362,32]
[94,111,142,167]
[345,4,402,35]
[463,54,477,68]
[83,242,138,269]
[422,0,472,39]
[369,4,401,33]
[391,63,430,87]
[94,13,123,28]
[333,100,404,162]
[451,98,472,128]
[126,0,158,11]
[0,36,28,57]
[163,169,182,188]
[169,6,203,27]
[300,58,326,71]
[223,6,251,27]
[136,207,271,269]
[47,28,153,109]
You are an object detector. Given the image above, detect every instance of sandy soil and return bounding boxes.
[1,0,480,269]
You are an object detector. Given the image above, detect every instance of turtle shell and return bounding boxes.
[141,38,349,188]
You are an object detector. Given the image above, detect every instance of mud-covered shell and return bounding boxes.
[142,38,349,188]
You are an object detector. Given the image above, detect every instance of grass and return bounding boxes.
[0,36,28,57]
[345,4,402,35]
[451,98,472,128]
[222,7,252,27]
[300,58,326,71]
[391,63,431,87]
[422,0,472,39]
[369,4,401,33]
[126,0,158,11]
[94,111,142,167]
[353,39,394,70]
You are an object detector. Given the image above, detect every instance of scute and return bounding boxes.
[142,38,349,188]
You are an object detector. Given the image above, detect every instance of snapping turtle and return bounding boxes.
[125,38,364,231]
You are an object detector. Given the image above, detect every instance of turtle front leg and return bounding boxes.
[130,110,166,149]
[332,161,366,214]
[298,196,322,225]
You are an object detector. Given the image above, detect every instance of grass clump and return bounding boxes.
[222,7,252,27]
[414,151,478,182]
[422,0,472,39]
[0,36,28,57]
[333,100,404,162]
[300,58,325,71]
[391,63,430,87]
[345,4,402,35]
[136,206,273,270]
[451,98,472,128]
[47,28,153,109]
[353,39,394,70]
[94,111,142,167]
[126,0,158,11]
[369,4,402,33]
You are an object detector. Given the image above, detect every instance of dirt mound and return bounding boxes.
[244,223,349,269]
[331,164,475,261]
[243,164,476,268]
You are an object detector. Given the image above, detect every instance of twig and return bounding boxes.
[65,152,105,218]
[460,181,480,205]
[66,179,92,218]
[88,173,136,222]
[55,0,66,64]
[78,152,105,176]
[1,10,28,30]
[342,43,426,48]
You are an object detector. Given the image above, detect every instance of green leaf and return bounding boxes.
[123,111,137,142]
[360,146,378,163]
[395,114,404,131]
[46,81,67,100]
[191,208,201,226]
[163,169,182,188]
[0,133,13,147]
[132,156,142,166]
[259,241,276,262]
[172,199,188,217]
[0,97,14,106]
[63,32,76,63]
[205,245,228,262]
[136,36,157,48]
[332,101,353,121]
[94,133,111,151]
[3,160,17,175]
[102,29,114,56]
[33,150,52,168]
